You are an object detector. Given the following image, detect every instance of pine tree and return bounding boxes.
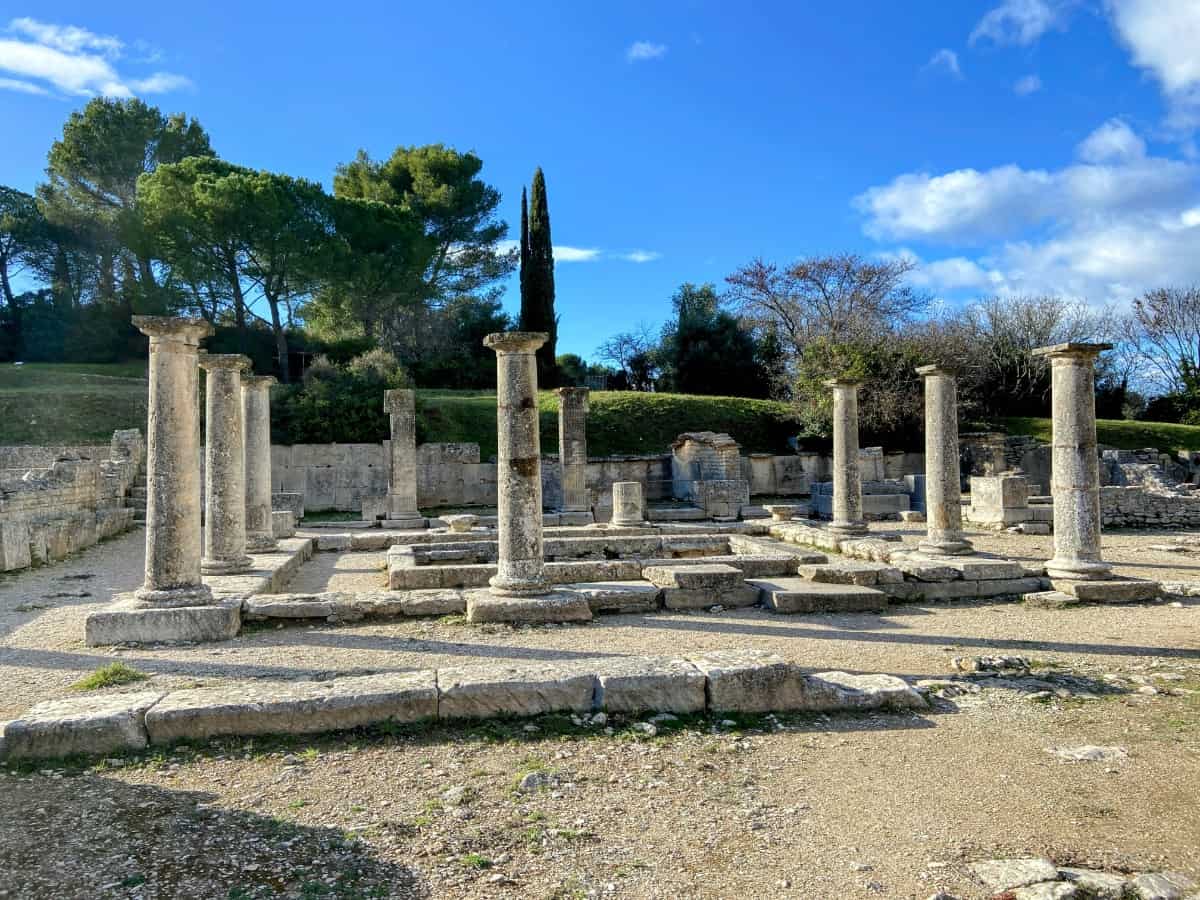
[519,168,558,385]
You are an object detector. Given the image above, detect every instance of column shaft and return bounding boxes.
[485,332,549,595]
[1033,343,1113,580]
[611,482,645,526]
[133,316,214,607]
[556,387,589,512]
[201,355,252,573]
[243,375,278,551]
[825,380,867,535]
[383,389,423,528]
[917,366,972,556]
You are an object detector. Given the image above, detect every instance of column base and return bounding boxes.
[610,517,647,528]
[488,573,552,597]
[1045,556,1112,581]
[917,538,974,557]
[246,532,278,553]
[133,583,214,608]
[87,594,240,645]
[201,555,253,575]
[827,521,868,536]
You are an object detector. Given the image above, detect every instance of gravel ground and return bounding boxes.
[1,523,1198,899]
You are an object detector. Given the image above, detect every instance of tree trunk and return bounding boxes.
[0,260,14,309]
[267,293,290,382]
[224,249,246,329]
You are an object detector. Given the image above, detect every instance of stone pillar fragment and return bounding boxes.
[556,387,590,514]
[611,482,645,526]
[916,365,972,556]
[133,316,214,606]
[1032,342,1113,580]
[383,388,424,529]
[200,354,252,574]
[824,379,867,535]
[242,374,278,552]
[484,332,550,596]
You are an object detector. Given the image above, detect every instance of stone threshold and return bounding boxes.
[0,650,927,761]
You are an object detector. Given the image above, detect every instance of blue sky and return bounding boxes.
[2,1,1199,359]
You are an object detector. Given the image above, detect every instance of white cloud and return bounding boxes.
[924,49,962,79]
[626,41,667,63]
[858,119,1200,303]
[553,246,602,263]
[0,75,48,95]
[0,18,190,98]
[619,250,661,263]
[1106,0,1200,132]
[1014,74,1043,95]
[970,0,1073,46]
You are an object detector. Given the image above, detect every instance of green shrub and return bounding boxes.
[273,349,410,443]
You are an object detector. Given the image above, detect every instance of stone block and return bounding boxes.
[465,590,593,624]
[661,584,760,610]
[272,509,296,538]
[899,509,925,523]
[642,563,743,591]
[569,582,661,614]
[939,557,1025,580]
[968,859,1062,893]
[85,596,242,646]
[593,657,706,714]
[1127,872,1195,899]
[144,671,437,744]
[795,561,902,586]
[2,691,162,759]
[689,650,810,713]
[753,578,888,614]
[316,533,352,552]
[888,554,961,582]
[436,663,595,719]
[0,519,32,571]
[360,494,387,523]
[305,467,336,511]
[803,671,927,711]
[1023,590,1080,609]
[1053,579,1160,603]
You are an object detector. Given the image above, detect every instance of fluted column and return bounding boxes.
[556,387,589,513]
[242,374,278,552]
[200,354,252,573]
[916,365,972,556]
[383,388,424,529]
[611,482,645,526]
[133,316,214,607]
[825,378,867,535]
[485,332,550,596]
[1033,342,1113,580]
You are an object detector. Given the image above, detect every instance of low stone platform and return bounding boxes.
[752,578,888,614]
[1052,577,1161,603]
[465,590,594,625]
[0,650,927,761]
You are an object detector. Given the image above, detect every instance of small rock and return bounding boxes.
[1128,872,1196,900]
[968,858,1060,892]
[1049,745,1128,763]
[1012,883,1079,900]
[441,785,470,806]
[1059,867,1129,900]
[516,771,555,794]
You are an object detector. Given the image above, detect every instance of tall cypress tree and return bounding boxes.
[520,168,557,385]
[518,186,529,320]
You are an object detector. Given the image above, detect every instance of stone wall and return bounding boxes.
[1100,487,1200,528]
[0,430,143,572]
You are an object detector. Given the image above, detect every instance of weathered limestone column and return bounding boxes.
[611,481,645,526]
[484,332,550,596]
[556,387,590,515]
[133,316,214,606]
[200,354,253,574]
[242,374,278,552]
[1033,342,1113,580]
[383,388,424,529]
[916,365,972,556]
[824,378,867,535]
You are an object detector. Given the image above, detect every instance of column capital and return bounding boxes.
[133,315,214,345]
[198,353,251,372]
[383,388,415,413]
[555,386,589,398]
[242,374,277,389]
[823,377,862,389]
[484,331,547,354]
[1032,342,1113,361]
[915,363,958,378]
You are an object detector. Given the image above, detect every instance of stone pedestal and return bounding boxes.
[556,387,590,517]
[242,375,278,552]
[916,365,972,556]
[484,332,550,596]
[611,481,645,526]
[383,389,425,530]
[1033,342,1113,580]
[824,379,867,535]
[200,354,252,574]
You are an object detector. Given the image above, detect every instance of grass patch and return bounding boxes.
[70,662,149,691]
[0,362,149,444]
[458,853,492,870]
[1002,416,1200,453]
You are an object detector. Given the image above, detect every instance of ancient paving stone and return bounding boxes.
[642,563,744,590]
[144,672,437,744]
[1049,745,1130,763]
[968,858,1061,892]
[936,556,1025,580]
[1011,883,1079,900]
[1128,872,1196,900]
[85,596,242,646]
[436,663,595,719]
[661,584,760,611]
[752,578,888,614]
[1058,868,1131,899]
[1053,578,1161,603]
[2,691,163,759]
[388,589,466,616]
[242,592,349,621]
[568,581,661,614]
[316,534,353,552]
[887,553,962,582]
[796,560,903,586]
[804,672,927,710]
[593,657,706,714]
[464,589,593,624]
[689,650,808,712]
[1023,590,1081,610]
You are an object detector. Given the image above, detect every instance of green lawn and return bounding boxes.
[1002,416,1200,453]
[0,362,150,444]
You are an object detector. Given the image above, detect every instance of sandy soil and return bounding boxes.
[1,523,1198,899]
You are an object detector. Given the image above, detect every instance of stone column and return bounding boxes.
[1032,342,1113,580]
[200,354,253,574]
[484,332,549,596]
[242,374,278,552]
[133,316,214,606]
[611,482,645,526]
[556,387,590,514]
[916,365,972,556]
[824,379,867,535]
[383,388,424,529]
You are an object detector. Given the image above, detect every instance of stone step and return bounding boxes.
[646,506,708,521]
[752,578,888,614]
[795,560,903,586]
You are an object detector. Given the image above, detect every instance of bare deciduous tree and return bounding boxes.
[1130,286,1200,392]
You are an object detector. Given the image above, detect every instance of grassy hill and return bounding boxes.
[1001,417,1200,454]
[0,362,150,445]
